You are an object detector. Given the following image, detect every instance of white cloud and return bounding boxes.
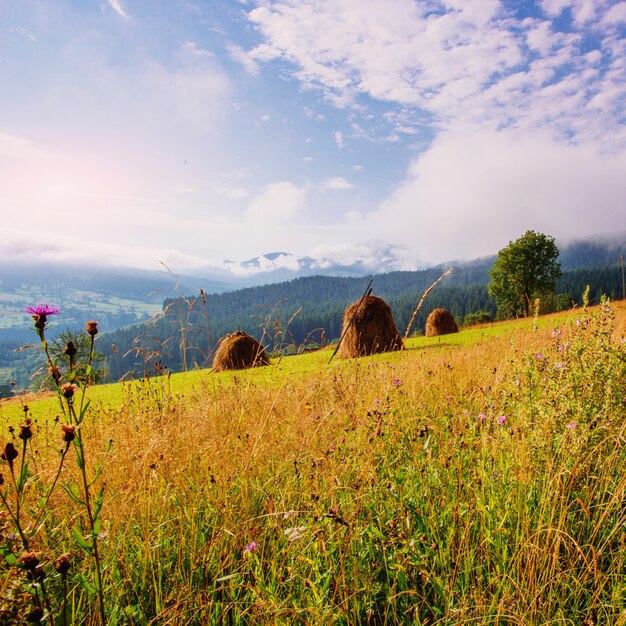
[217,186,249,200]
[321,177,354,190]
[603,2,626,24]
[225,253,303,277]
[227,43,260,76]
[334,131,344,148]
[360,129,626,264]
[246,181,307,224]
[248,0,626,151]
[539,0,599,25]
[182,41,215,57]
[0,227,215,272]
[108,0,129,19]
[8,26,37,41]
[309,240,419,271]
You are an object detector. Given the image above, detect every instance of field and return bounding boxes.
[1,302,625,624]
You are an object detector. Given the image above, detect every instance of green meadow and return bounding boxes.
[1,303,625,624]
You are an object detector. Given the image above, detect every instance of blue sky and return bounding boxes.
[1,0,625,275]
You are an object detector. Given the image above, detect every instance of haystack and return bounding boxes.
[425,308,459,337]
[336,295,403,359]
[212,330,270,372]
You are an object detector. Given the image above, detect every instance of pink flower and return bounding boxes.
[566,421,578,430]
[497,415,507,426]
[392,378,403,387]
[244,541,258,554]
[25,304,59,316]
[477,413,487,421]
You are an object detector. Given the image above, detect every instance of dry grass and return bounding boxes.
[1,302,625,624]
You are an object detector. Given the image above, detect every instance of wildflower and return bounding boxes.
[61,383,77,399]
[54,552,72,576]
[497,415,507,426]
[554,361,566,371]
[566,421,578,430]
[244,541,259,554]
[373,398,380,405]
[61,424,76,442]
[25,303,59,335]
[392,378,403,387]
[19,422,33,440]
[85,320,98,336]
[25,303,59,317]
[535,353,543,360]
[477,413,487,421]
[1,442,18,466]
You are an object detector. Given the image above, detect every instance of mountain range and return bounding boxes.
[1,232,624,393]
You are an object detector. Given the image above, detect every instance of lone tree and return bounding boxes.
[488,230,562,318]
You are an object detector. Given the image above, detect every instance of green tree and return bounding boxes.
[488,230,562,318]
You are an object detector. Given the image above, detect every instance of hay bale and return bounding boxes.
[212,330,270,372]
[336,295,403,359]
[425,308,459,337]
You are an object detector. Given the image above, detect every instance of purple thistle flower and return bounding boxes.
[497,415,507,426]
[392,378,403,387]
[26,303,59,337]
[477,413,487,421]
[244,541,258,554]
[566,421,578,430]
[25,304,60,316]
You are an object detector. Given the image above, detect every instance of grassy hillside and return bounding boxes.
[0,302,625,624]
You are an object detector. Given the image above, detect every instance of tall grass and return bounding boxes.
[1,302,625,624]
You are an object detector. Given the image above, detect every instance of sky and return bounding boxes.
[1,0,626,276]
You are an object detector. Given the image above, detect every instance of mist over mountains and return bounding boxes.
[1,232,624,341]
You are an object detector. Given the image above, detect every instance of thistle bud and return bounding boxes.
[1,442,18,465]
[61,384,77,399]
[85,320,98,336]
[18,551,40,571]
[19,422,33,441]
[64,341,78,357]
[54,552,72,576]
[61,424,76,442]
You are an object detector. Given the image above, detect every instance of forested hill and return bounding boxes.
[101,261,624,381]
